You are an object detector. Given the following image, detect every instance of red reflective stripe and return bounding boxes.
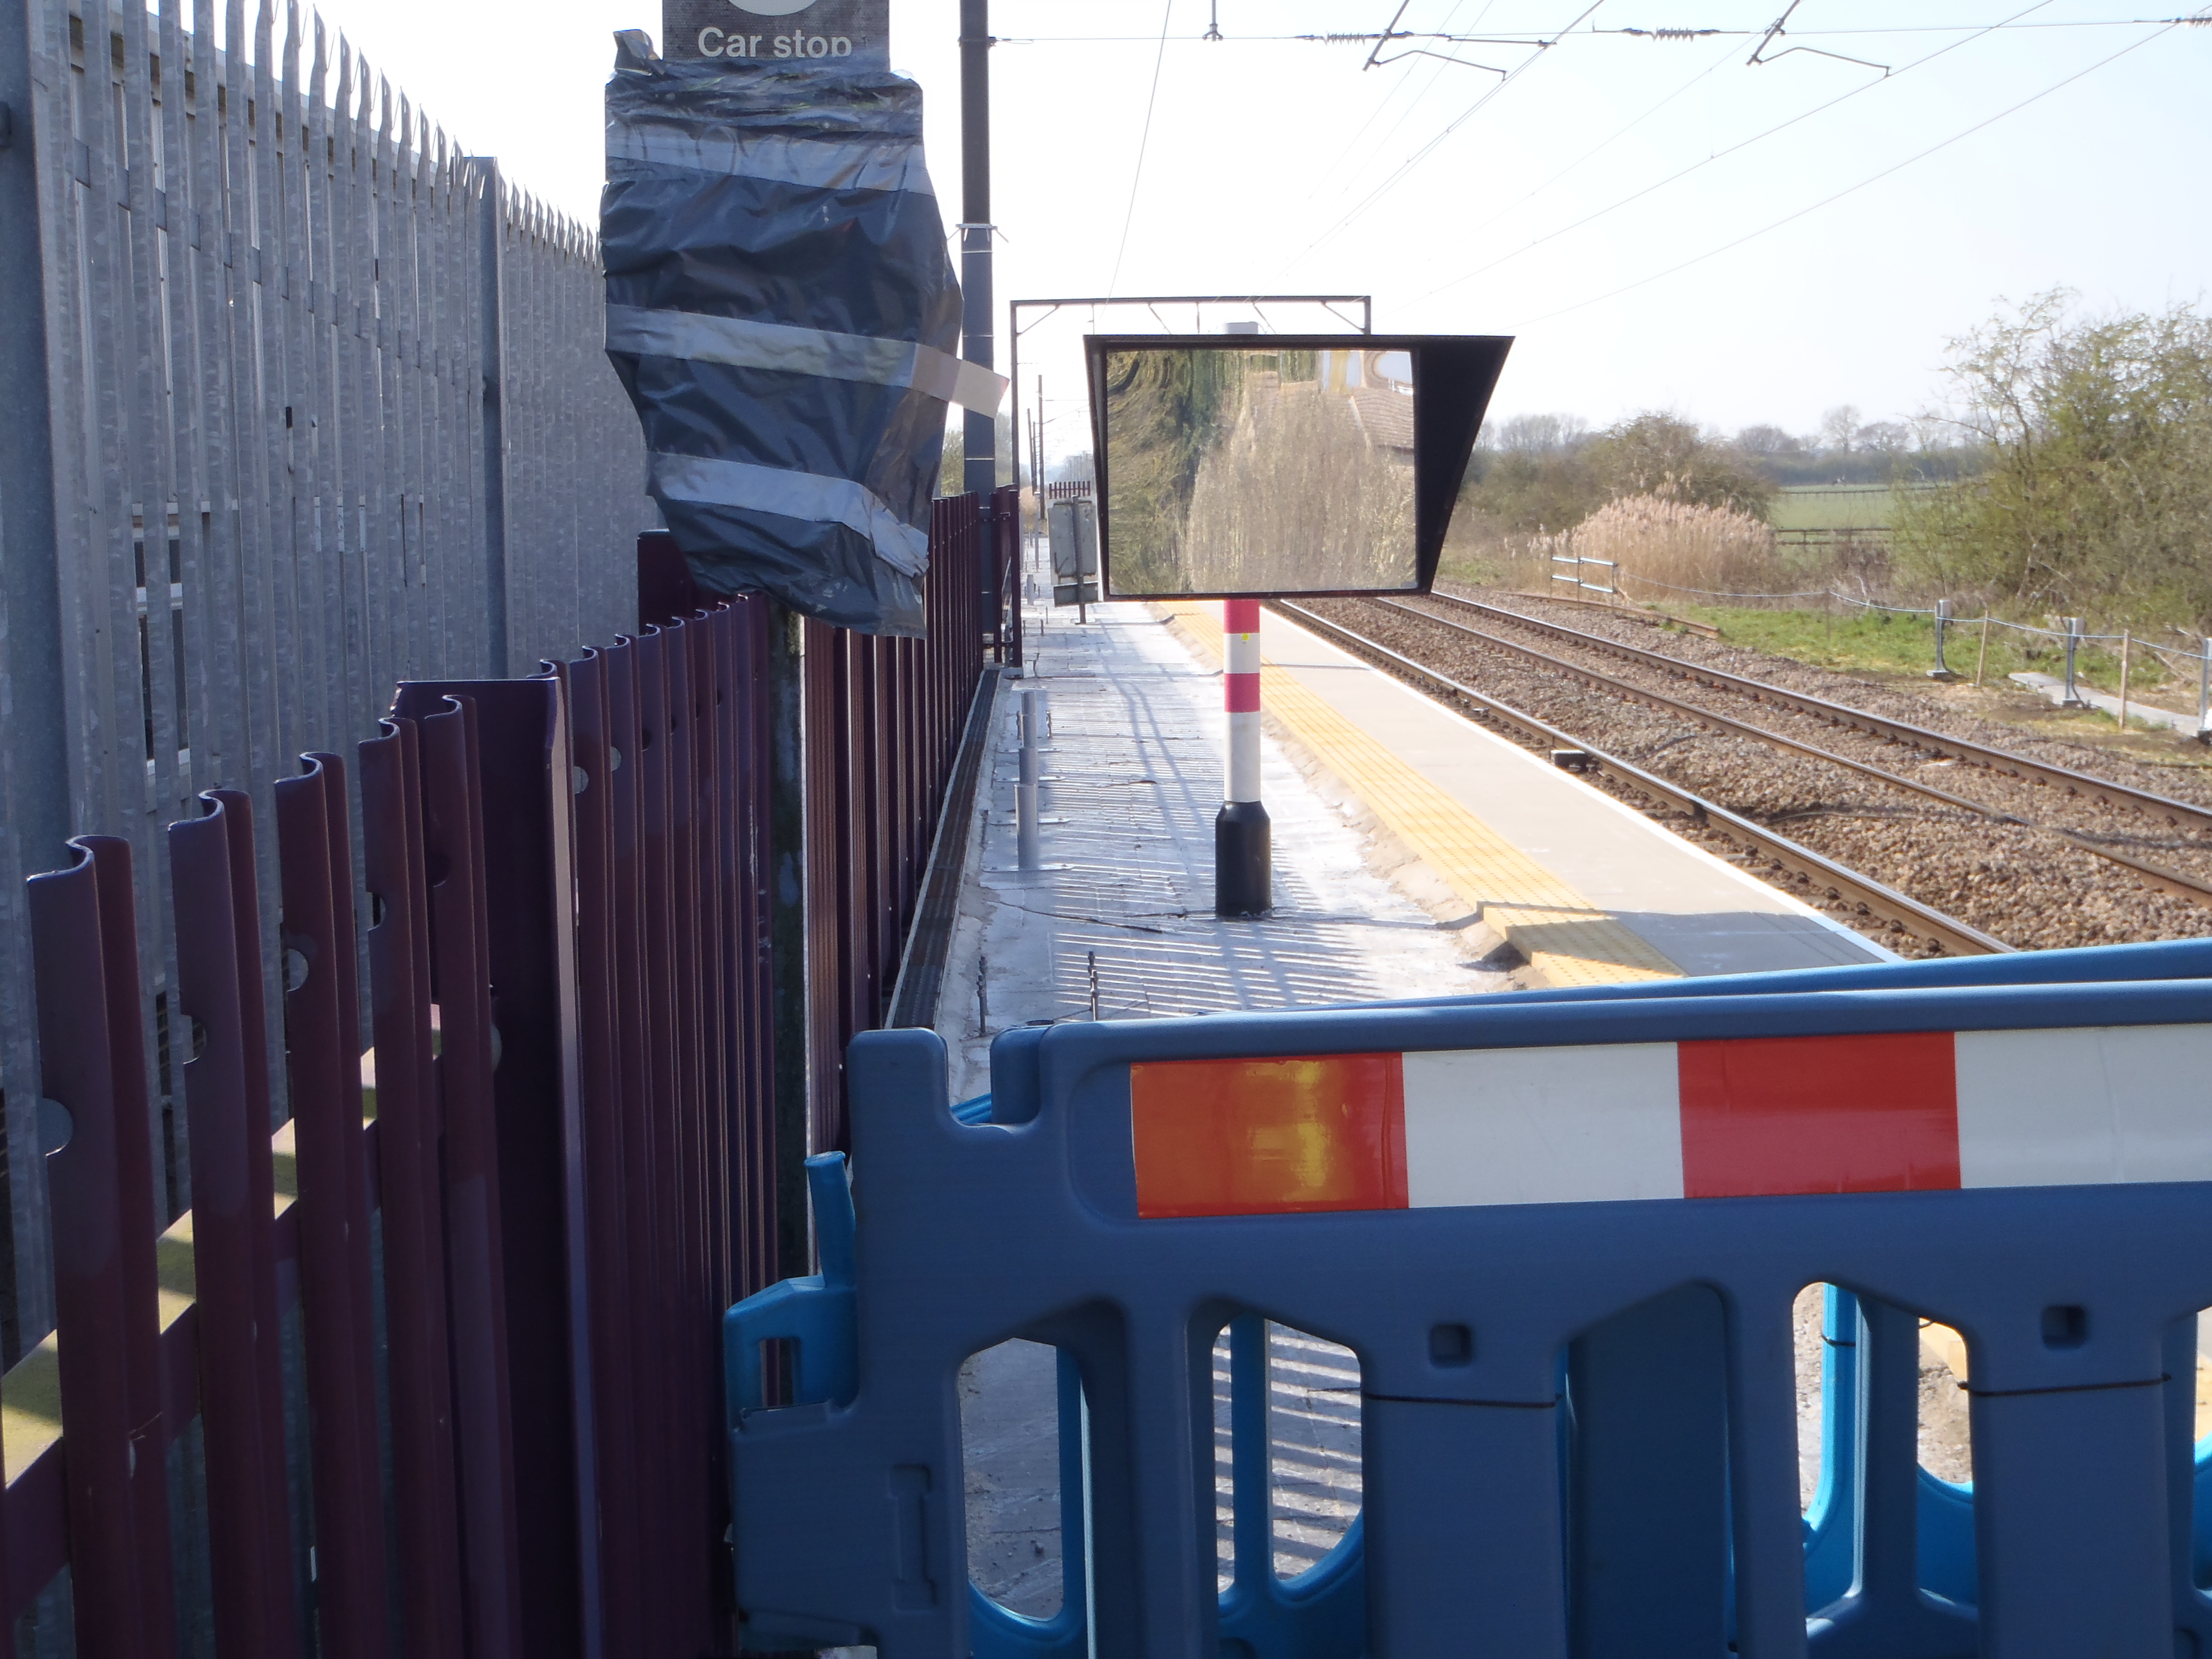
[1131,1053,1407,1218]
[1225,674,1261,713]
[1677,1031,1960,1197]
[1224,598,1261,633]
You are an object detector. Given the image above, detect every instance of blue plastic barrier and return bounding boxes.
[726,946,2212,1657]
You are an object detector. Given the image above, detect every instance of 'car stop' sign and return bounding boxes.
[663,0,890,68]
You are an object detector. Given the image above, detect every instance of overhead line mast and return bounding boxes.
[960,0,995,500]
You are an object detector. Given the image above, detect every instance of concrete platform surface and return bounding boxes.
[931,600,1507,1103]
[1164,601,1889,983]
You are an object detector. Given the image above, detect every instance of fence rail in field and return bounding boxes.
[0,0,653,1352]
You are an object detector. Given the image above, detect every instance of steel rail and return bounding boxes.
[1421,588,2212,832]
[1372,596,2212,912]
[1271,600,2012,958]
[1499,587,1721,637]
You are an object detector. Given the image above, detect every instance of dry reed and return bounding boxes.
[1560,494,1780,601]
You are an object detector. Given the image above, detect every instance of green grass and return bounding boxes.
[1767,485,1902,533]
[1672,603,2197,707]
[1672,604,1951,675]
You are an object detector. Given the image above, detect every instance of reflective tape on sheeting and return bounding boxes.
[606,122,935,196]
[1128,1024,2212,1217]
[647,452,931,577]
[607,305,1007,412]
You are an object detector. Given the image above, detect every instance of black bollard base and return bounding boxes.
[1215,800,1272,918]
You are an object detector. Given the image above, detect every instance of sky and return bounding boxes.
[263,0,2208,470]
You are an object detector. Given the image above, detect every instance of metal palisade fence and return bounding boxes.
[5,524,1001,1656]
[0,0,650,1345]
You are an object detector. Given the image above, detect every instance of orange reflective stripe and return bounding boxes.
[1131,1054,1407,1218]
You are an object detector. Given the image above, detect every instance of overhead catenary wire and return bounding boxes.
[1417,28,1742,273]
[1288,0,1608,271]
[1299,0,1482,209]
[995,18,2212,44]
[1408,0,2056,301]
[1516,18,2182,325]
[1108,0,1176,299]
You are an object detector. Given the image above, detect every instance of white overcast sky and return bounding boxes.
[269,1,2206,465]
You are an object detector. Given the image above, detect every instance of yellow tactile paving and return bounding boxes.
[1161,604,1680,989]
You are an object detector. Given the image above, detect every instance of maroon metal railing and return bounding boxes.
[985,484,1023,671]
[803,492,991,1157]
[6,499,995,1657]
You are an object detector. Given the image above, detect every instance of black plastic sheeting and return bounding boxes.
[603,32,986,637]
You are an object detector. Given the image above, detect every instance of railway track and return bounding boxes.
[1365,594,2212,913]
[1270,600,2011,959]
[1417,588,2212,834]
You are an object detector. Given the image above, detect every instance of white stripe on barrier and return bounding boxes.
[1403,1045,1682,1208]
[1955,1025,2212,1189]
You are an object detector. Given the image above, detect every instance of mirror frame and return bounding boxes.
[1081,332,1511,600]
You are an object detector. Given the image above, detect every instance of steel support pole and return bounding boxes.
[958,0,994,501]
[766,602,811,1280]
[1215,600,1270,917]
[1015,689,1041,872]
[1,0,68,1352]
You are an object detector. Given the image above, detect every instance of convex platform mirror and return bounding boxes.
[1083,333,1510,599]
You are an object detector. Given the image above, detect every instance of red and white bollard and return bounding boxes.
[1216,599,1272,916]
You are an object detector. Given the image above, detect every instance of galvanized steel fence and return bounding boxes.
[0,0,652,1349]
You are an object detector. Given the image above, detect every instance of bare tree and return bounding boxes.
[1856,420,1913,458]
[1487,412,1591,457]
[1819,404,1863,454]
[1735,422,1800,456]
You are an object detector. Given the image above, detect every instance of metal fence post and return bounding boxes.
[2198,638,2210,745]
[394,674,598,1659]
[2117,629,2132,731]
[469,157,513,677]
[1929,598,1957,680]
[0,0,67,1353]
[2061,617,2086,707]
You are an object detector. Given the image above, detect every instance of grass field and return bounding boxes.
[1674,603,2203,712]
[1766,484,1903,533]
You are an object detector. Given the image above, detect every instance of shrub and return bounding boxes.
[1893,290,2212,630]
[1566,494,1781,601]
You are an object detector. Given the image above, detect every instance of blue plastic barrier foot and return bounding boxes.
[1366,1395,1568,1656]
[1971,1378,2169,1657]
